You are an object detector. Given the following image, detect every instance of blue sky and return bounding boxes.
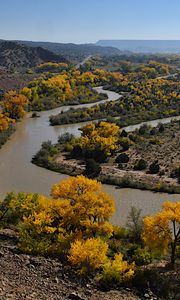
[0,0,180,43]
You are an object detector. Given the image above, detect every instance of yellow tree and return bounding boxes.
[51,175,115,237]
[0,113,15,132]
[142,201,180,266]
[2,90,28,120]
[72,121,119,161]
[0,177,115,254]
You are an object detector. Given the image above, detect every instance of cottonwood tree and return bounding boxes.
[142,201,180,266]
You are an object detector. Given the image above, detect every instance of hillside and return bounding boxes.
[96,40,180,53]
[16,40,122,62]
[0,41,68,70]
[0,230,140,300]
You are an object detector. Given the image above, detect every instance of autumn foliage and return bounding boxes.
[142,201,180,266]
[68,238,108,274]
[0,113,15,132]
[0,176,115,254]
[2,90,28,120]
[101,253,135,284]
[70,121,119,161]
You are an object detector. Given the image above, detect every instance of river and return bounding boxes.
[0,87,179,226]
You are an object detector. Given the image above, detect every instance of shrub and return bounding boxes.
[68,238,108,274]
[132,247,153,266]
[49,146,59,156]
[126,207,143,242]
[31,112,39,118]
[71,145,82,158]
[100,253,135,286]
[120,129,128,137]
[119,137,133,151]
[112,226,128,239]
[108,239,123,257]
[0,192,39,227]
[115,153,129,163]
[128,133,137,142]
[41,140,52,150]
[171,166,180,183]
[133,269,171,299]
[58,132,74,144]
[134,159,147,170]
[158,123,165,133]
[84,158,101,177]
[150,128,156,135]
[149,161,160,174]
[149,137,162,145]
[138,124,149,135]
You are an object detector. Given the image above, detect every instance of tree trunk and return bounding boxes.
[171,243,176,267]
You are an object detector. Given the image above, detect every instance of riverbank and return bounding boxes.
[0,125,15,149]
[33,154,180,194]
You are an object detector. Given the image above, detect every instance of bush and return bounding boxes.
[68,238,108,274]
[31,112,39,118]
[171,166,180,183]
[112,226,128,239]
[138,124,149,135]
[115,153,129,163]
[133,269,171,299]
[119,137,133,151]
[71,145,82,158]
[58,132,74,144]
[150,128,156,135]
[84,158,101,177]
[0,192,40,227]
[149,161,160,174]
[100,253,135,287]
[134,159,147,170]
[132,247,153,266]
[108,239,123,257]
[41,140,52,150]
[128,133,137,142]
[149,137,162,145]
[159,123,165,133]
[120,129,128,137]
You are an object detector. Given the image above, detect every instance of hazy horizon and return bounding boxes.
[2,38,180,45]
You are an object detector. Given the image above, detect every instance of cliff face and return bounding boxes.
[0,41,68,70]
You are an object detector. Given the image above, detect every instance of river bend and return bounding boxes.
[0,87,179,225]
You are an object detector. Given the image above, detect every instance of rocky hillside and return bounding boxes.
[0,41,68,70]
[16,40,122,62]
[0,229,140,300]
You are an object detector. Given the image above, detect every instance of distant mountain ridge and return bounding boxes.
[96,40,180,53]
[15,40,122,61]
[0,40,68,70]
